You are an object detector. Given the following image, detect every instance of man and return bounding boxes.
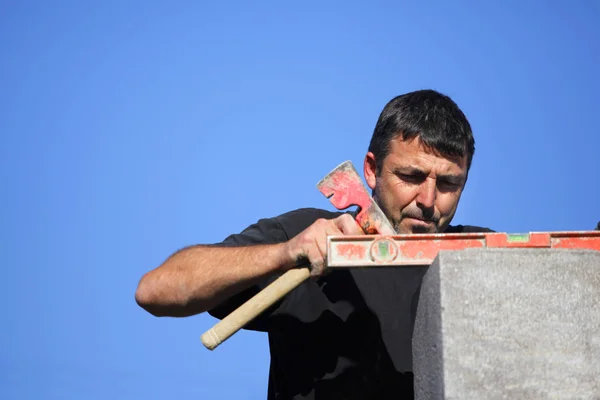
[135,89,493,399]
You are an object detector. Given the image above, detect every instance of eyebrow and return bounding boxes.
[392,166,465,184]
[393,166,426,176]
[437,174,465,185]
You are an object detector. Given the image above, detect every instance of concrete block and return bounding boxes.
[413,249,600,400]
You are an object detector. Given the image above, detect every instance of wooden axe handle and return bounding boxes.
[201,267,311,350]
[201,160,394,350]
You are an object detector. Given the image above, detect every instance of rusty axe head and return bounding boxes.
[316,160,396,236]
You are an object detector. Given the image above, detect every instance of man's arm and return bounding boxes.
[134,213,363,318]
[135,243,291,317]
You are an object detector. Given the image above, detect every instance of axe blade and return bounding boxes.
[316,160,396,236]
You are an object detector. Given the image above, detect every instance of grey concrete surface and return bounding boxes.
[413,248,600,400]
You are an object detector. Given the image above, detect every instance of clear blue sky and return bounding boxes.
[2,1,599,398]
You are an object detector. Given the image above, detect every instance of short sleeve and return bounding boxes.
[206,216,290,331]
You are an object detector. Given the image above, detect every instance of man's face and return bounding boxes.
[364,135,468,234]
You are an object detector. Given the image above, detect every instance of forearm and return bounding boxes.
[135,243,292,317]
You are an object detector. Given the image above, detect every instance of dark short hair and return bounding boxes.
[368,89,475,174]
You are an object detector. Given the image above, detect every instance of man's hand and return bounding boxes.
[281,214,364,277]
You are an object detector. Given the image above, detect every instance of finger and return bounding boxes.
[316,218,348,257]
[311,220,346,278]
[335,214,364,235]
[306,244,326,277]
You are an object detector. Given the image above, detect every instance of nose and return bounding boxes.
[416,178,436,209]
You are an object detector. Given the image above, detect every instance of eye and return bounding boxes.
[437,179,461,192]
[399,173,424,184]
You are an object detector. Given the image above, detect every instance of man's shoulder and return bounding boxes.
[270,210,494,237]
[220,207,347,246]
[273,207,348,239]
[445,224,495,233]
[275,207,347,222]
[228,207,494,245]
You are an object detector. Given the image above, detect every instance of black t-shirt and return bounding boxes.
[208,208,493,400]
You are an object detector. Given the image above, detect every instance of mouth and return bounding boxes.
[404,217,436,226]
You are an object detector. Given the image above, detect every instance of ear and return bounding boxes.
[363,152,378,190]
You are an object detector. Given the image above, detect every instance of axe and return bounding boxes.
[200,160,396,350]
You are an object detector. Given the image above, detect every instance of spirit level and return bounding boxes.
[327,231,600,267]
